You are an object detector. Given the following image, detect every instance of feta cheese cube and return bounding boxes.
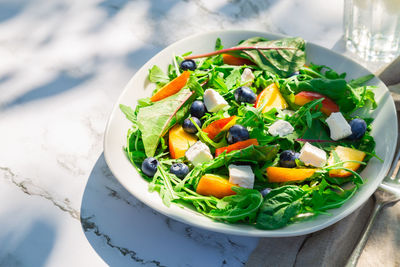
[268,120,294,137]
[299,142,327,167]
[228,164,254,189]
[185,141,213,166]
[241,68,255,86]
[203,89,228,113]
[325,112,352,141]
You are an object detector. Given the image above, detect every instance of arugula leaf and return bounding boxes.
[186,75,204,97]
[120,104,137,125]
[148,65,170,84]
[256,185,307,229]
[349,74,374,88]
[225,68,242,90]
[137,89,194,157]
[206,187,263,223]
[215,37,223,51]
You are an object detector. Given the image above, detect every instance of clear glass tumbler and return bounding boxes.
[344,0,400,62]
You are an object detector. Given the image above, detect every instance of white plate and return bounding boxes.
[104,30,397,237]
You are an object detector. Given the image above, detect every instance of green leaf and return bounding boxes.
[205,187,263,223]
[215,37,223,51]
[225,68,242,90]
[232,37,306,77]
[137,89,194,157]
[148,65,170,84]
[301,120,331,141]
[349,74,374,88]
[256,185,306,229]
[120,104,137,124]
[186,75,204,97]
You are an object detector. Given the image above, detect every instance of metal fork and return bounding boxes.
[345,148,400,267]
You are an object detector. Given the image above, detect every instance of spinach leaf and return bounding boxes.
[256,185,306,229]
[137,89,194,157]
[232,37,306,77]
[206,187,263,223]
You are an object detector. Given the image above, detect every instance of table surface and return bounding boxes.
[0,0,395,266]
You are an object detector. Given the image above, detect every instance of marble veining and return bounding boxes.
[1,0,387,266]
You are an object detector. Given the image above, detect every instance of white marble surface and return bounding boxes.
[0,0,390,266]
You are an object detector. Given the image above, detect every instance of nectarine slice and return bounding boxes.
[168,124,197,159]
[150,71,190,102]
[266,167,316,183]
[222,54,254,66]
[294,91,339,116]
[215,139,259,157]
[328,146,366,177]
[255,83,288,113]
[196,174,236,198]
[203,116,237,140]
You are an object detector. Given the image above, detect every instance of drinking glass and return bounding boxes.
[344,0,400,62]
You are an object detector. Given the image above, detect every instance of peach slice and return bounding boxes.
[168,124,198,159]
[203,116,237,140]
[266,167,316,183]
[196,174,236,198]
[150,71,190,102]
[222,54,254,66]
[294,91,339,116]
[215,139,259,157]
[255,83,288,113]
[328,146,366,177]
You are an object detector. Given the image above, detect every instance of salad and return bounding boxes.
[120,36,379,230]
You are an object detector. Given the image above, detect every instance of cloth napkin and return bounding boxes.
[246,57,400,267]
[246,199,400,267]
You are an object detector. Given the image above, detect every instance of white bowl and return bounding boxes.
[104,30,397,237]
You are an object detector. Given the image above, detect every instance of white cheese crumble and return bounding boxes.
[325,112,352,141]
[228,164,255,189]
[299,142,327,167]
[203,89,229,113]
[185,141,213,166]
[268,120,294,137]
[241,68,255,86]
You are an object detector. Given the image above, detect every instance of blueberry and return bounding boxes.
[170,163,190,178]
[279,150,300,168]
[190,100,206,118]
[227,125,250,144]
[234,86,257,104]
[348,118,367,140]
[182,117,202,134]
[180,59,197,71]
[260,188,271,197]
[141,157,159,177]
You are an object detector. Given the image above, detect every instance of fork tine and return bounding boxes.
[388,148,400,179]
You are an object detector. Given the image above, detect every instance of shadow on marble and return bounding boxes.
[80,153,258,267]
[2,70,93,111]
[0,0,28,23]
[0,219,56,266]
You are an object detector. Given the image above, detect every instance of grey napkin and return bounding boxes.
[246,199,374,267]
